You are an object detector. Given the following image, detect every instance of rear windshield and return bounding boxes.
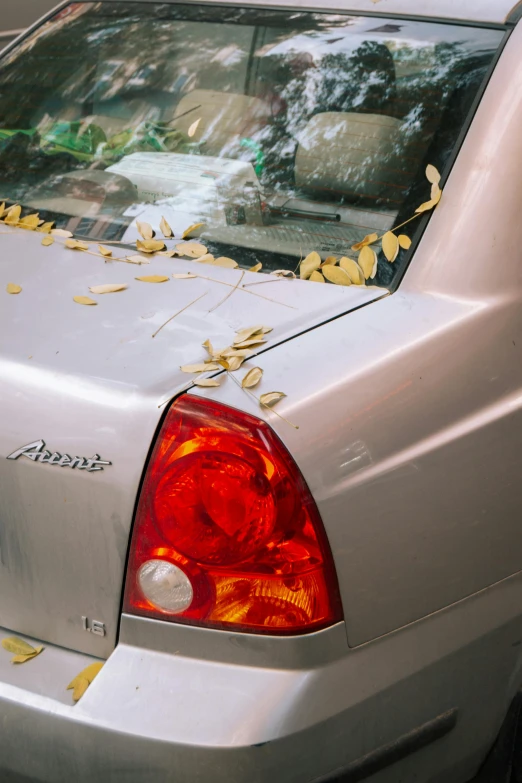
[0,2,503,288]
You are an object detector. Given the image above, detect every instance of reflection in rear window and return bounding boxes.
[0,3,503,288]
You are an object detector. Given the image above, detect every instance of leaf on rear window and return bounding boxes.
[398,235,412,250]
[12,646,44,665]
[359,246,377,279]
[98,245,112,257]
[382,231,399,263]
[181,363,220,373]
[426,164,441,185]
[322,256,338,266]
[2,637,37,656]
[51,228,73,238]
[309,270,325,283]
[339,257,364,285]
[172,272,197,279]
[65,238,89,251]
[41,235,54,247]
[182,222,205,240]
[322,265,351,286]
[135,275,169,283]
[67,662,104,702]
[260,392,286,408]
[136,239,165,254]
[242,367,263,389]
[89,283,127,295]
[188,118,201,138]
[194,377,221,387]
[160,216,174,238]
[299,251,321,280]
[136,220,154,240]
[19,213,41,230]
[415,185,442,214]
[176,242,207,258]
[73,295,97,306]
[351,233,378,252]
[249,262,262,272]
[6,283,22,294]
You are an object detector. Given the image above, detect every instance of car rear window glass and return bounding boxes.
[0,2,503,288]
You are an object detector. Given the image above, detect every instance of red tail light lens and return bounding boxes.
[123,396,343,634]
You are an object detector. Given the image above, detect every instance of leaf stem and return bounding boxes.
[152,292,207,338]
[208,269,245,313]
[226,370,298,430]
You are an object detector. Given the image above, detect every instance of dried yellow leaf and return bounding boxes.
[359,246,377,279]
[181,363,220,373]
[300,251,321,280]
[234,325,264,343]
[67,662,104,691]
[6,283,22,294]
[135,275,169,283]
[242,367,263,389]
[160,216,173,238]
[136,239,166,254]
[249,262,262,272]
[98,245,112,257]
[431,183,441,201]
[309,270,325,283]
[211,256,238,269]
[194,254,215,264]
[65,239,88,251]
[2,637,36,655]
[173,272,197,279]
[73,296,97,306]
[339,257,364,285]
[177,242,207,258]
[159,249,179,258]
[415,186,442,214]
[51,228,73,238]
[4,205,21,225]
[322,265,351,286]
[220,347,253,358]
[89,283,127,295]
[136,220,154,240]
[37,221,54,234]
[260,392,286,408]
[352,233,378,252]
[41,235,54,247]
[188,118,201,138]
[12,646,44,664]
[224,355,246,371]
[72,677,90,702]
[398,234,411,250]
[233,337,266,349]
[272,269,296,279]
[322,256,338,266]
[182,222,205,240]
[382,231,399,263]
[125,255,151,265]
[19,213,41,230]
[426,164,441,185]
[194,377,221,388]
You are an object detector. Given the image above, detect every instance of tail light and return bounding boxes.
[123,396,343,634]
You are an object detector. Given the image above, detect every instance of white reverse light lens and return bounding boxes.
[137,559,193,614]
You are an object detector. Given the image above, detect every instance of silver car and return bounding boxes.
[1,1,522,781]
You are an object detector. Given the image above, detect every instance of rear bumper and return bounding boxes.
[2,572,522,783]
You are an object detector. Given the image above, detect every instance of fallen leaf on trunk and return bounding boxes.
[260,392,286,407]
[160,216,174,238]
[176,242,207,258]
[136,239,165,254]
[98,245,112,257]
[6,283,22,294]
[194,377,220,387]
[73,295,97,306]
[41,235,54,247]
[125,255,151,265]
[242,367,263,388]
[2,637,37,655]
[136,220,154,240]
[65,239,89,251]
[12,646,44,664]
[234,325,264,343]
[89,283,127,294]
[51,228,73,238]
[135,275,169,283]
